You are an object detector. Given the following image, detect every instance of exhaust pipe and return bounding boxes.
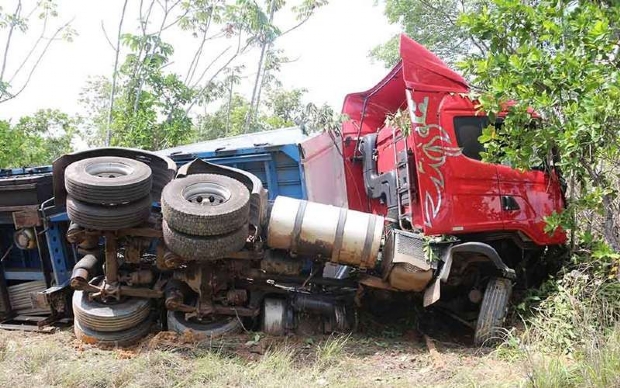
[70,254,99,290]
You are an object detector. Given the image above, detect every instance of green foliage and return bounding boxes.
[300,103,348,133]
[102,33,197,150]
[372,0,486,67]
[502,264,620,387]
[195,94,252,140]
[78,0,330,150]
[460,1,620,251]
[263,88,307,125]
[194,89,341,141]
[0,109,78,168]
[78,76,111,147]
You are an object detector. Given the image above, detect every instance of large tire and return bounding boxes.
[65,156,152,205]
[262,298,287,335]
[74,317,152,347]
[474,277,513,346]
[166,310,241,337]
[162,174,250,236]
[72,290,151,332]
[162,221,247,260]
[66,195,151,230]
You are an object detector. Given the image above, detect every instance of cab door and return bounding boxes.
[410,92,503,235]
[440,112,503,234]
[496,163,566,245]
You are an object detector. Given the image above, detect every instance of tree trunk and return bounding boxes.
[601,194,620,252]
[225,74,234,136]
[105,0,129,146]
[244,0,276,133]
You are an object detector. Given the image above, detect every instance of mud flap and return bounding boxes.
[423,278,441,307]
[422,248,453,307]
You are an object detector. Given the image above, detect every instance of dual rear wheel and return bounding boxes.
[65,156,153,230]
[161,174,251,260]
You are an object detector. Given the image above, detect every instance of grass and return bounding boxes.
[0,328,528,388]
[523,326,620,388]
[493,265,620,388]
[0,324,617,388]
[0,264,617,388]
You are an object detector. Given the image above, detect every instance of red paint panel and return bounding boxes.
[338,35,566,247]
[497,166,566,245]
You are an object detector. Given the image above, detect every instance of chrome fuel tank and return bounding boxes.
[267,196,384,269]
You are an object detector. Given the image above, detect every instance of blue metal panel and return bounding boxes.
[4,270,46,281]
[0,165,53,177]
[169,144,307,200]
[48,211,69,222]
[44,219,72,285]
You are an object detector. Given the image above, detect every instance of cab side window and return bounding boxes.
[454,116,490,161]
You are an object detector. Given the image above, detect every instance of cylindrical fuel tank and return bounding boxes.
[267,196,384,268]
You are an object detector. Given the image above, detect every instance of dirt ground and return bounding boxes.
[0,320,530,388]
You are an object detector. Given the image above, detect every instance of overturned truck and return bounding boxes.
[1,35,566,346]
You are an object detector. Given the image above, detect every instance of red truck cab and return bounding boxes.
[337,35,566,344]
[341,35,565,247]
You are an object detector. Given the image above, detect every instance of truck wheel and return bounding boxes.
[166,310,241,337]
[66,195,151,230]
[74,317,152,347]
[474,277,513,346]
[162,221,247,260]
[72,290,151,332]
[162,174,250,236]
[65,156,152,205]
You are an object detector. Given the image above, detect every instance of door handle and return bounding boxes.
[501,196,520,211]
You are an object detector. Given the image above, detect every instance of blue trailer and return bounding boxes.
[157,127,309,201]
[0,126,345,326]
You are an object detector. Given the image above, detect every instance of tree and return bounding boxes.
[0,0,74,103]
[195,94,252,140]
[263,87,307,127]
[0,109,77,168]
[193,87,341,141]
[85,0,327,150]
[110,34,196,150]
[459,1,620,252]
[371,0,487,67]
[244,0,329,132]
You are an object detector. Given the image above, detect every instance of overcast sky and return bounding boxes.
[0,0,399,121]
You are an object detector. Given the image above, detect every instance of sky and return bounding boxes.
[0,0,400,121]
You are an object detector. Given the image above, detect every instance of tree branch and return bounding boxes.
[100,21,117,51]
[8,10,48,85]
[2,17,74,103]
[185,33,251,115]
[105,0,129,146]
[133,0,173,114]
[278,15,310,38]
[189,46,231,90]
[184,7,214,85]
[0,0,23,83]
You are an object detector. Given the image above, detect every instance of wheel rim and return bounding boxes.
[85,161,134,179]
[182,182,231,206]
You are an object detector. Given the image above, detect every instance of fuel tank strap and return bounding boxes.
[359,214,378,269]
[289,199,307,255]
[331,207,348,263]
